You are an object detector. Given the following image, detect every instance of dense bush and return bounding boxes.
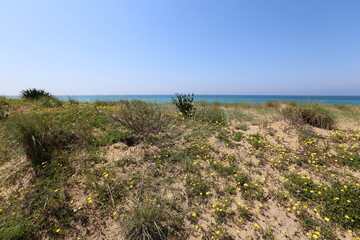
[281,104,335,129]
[112,100,169,139]
[20,88,52,100]
[172,93,195,117]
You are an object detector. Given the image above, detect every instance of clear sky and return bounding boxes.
[1,0,360,95]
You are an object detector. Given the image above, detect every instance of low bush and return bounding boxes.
[281,104,335,129]
[20,88,51,100]
[172,93,195,117]
[112,100,169,139]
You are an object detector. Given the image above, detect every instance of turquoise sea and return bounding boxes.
[7,95,360,105]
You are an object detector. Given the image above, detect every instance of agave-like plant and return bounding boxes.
[172,93,196,117]
[20,88,51,100]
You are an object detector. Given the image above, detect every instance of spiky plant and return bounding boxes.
[172,93,195,117]
[20,88,51,100]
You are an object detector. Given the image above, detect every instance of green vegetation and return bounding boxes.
[122,197,183,240]
[248,133,265,150]
[281,104,335,129]
[196,104,227,125]
[236,124,248,131]
[20,88,51,100]
[0,96,360,239]
[112,100,169,141]
[340,154,360,170]
[172,93,195,117]
[233,132,244,141]
[284,174,360,230]
[37,95,63,107]
[0,98,9,120]
[12,111,92,170]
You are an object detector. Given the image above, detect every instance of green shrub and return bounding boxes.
[112,100,169,139]
[20,88,51,100]
[281,104,335,129]
[172,93,195,117]
[12,111,92,170]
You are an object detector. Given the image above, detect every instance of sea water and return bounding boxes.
[6,95,360,105]
[57,95,360,105]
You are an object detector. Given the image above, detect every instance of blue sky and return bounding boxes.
[1,0,359,95]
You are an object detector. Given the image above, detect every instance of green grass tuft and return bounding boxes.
[122,198,183,240]
[281,104,335,129]
[11,111,92,170]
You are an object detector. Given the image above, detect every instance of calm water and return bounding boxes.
[6,95,360,105]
